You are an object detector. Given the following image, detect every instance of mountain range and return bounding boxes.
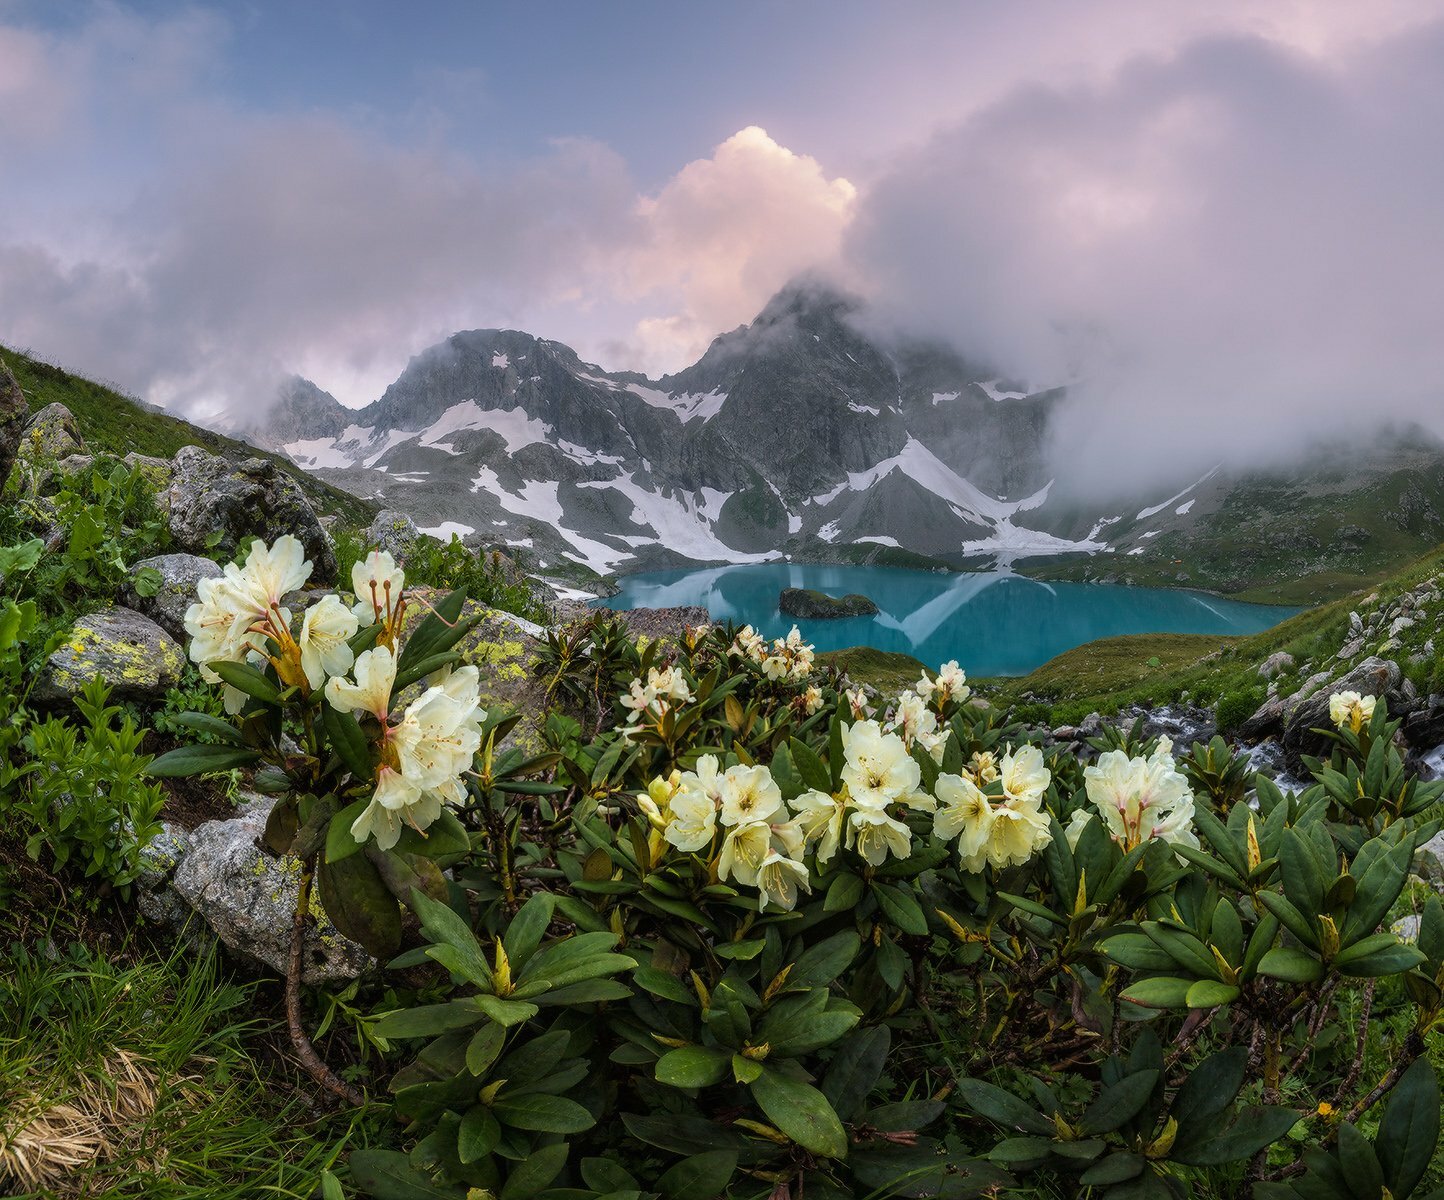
[241,282,1444,602]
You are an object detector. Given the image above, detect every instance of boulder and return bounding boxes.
[1257,651,1295,680]
[19,401,83,462]
[161,447,337,581]
[34,607,185,704]
[1281,656,1403,766]
[167,796,371,985]
[779,587,879,619]
[127,553,223,642]
[0,358,26,489]
[365,509,423,564]
[608,604,711,643]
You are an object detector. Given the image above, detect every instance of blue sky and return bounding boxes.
[3,0,1444,479]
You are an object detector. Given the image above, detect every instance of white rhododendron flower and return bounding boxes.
[802,685,824,715]
[969,750,1000,785]
[1329,691,1376,734]
[230,534,312,611]
[841,720,921,810]
[845,687,872,721]
[352,549,406,625]
[325,645,399,723]
[792,788,847,864]
[934,766,1052,872]
[298,593,359,689]
[392,666,486,792]
[934,773,994,856]
[730,625,766,662]
[888,692,949,762]
[847,808,913,866]
[756,850,811,912]
[1000,744,1051,805]
[719,764,785,826]
[719,819,774,886]
[666,785,720,851]
[619,665,693,735]
[1083,744,1199,853]
[917,659,969,707]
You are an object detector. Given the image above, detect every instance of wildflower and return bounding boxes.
[845,687,872,720]
[718,764,785,827]
[935,770,1051,872]
[969,750,1000,785]
[917,659,970,706]
[298,594,359,689]
[755,851,811,912]
[1000,744,1050,805]
[847,807,913,866]
[888,692,949,762]
[791,788,847,864]
[663,756,723,851]
[1329,690,1376,734]
[840,720,921,809]
[352,550,406,627]
[934,773,994,860]
[802,685,824,715]
[1083,746,1198,852]
[325,645,398,723]
[719,820,774,885]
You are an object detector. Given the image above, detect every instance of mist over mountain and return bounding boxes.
[238,281,1444,598]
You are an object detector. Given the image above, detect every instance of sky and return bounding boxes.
[2,0,1444,490]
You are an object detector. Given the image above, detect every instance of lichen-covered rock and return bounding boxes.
[779,587,879,619]
[135,822,197,927]
[0,358,25,489]
[19,401,84,463]
[168,797,371,985]
[365,509,422,564]
[1258,651,1295,680]
[127,553,223,641]
[161,446,337,581]
[34,607,185,704]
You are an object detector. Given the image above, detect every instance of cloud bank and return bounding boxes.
[845,25,1444,494]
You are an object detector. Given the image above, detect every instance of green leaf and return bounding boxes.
[145,743,261,777]
[472,994,538,1026]
[1080,1070,1158,1135]
[397,588,471,669]
[457,1105,500,1164]
[1257,947,1324,984]
[1174,1106,1301,1166]
[872,882,928,935]
[320,1168,345,1200]
[954,1079,1054,1136]
[409,889,492,988]
[751,1068,849,1159]
[1171,1047,1247,1128]
[466,1022,506,1076]
[1081,1153,1145,1185]
[1119,977,1192,1010]
[502,892,556,970]
[317,852,402,958]
[210,659,283,705]
[492,1093,596,1133]
[1377,1058,1440,1198]
[1335,940,1425,978]
[322,702,374,781]
[789,738,832,792]
[656,1150,737,1200]
[347,1149,464,1199]
[499,1142,569,1200]
[790,930,862,988]
[1337,1122,1385,1200]
[1185,980,1240,1008]
[656,1045,731,1088]
[370,1000,481,1040]
[325,798,370,864]
[823,1026,890,1122]
[1100,933,1178,973]
[167,711,248,745]
[824,872,865,913]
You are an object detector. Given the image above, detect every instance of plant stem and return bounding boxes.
[287,854,365,1107]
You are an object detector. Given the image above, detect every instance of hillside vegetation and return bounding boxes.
[2,346,375,527]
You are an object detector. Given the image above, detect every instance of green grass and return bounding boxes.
[3,347,375,528]
[817,645,928,693]
[0,935,354,1199]
[987,539,1444,723]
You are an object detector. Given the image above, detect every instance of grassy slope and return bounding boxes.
[817,646,929,693]
[3,348,375,528]
[987,540,1444,722]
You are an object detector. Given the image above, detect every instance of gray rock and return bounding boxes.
[1349,610,1363,633]
[161,446,337,582]
[365,509,423,564]
[0,357,26,490]
[1240,693,1289,740]
[34,607,185,704]
[127,553,223,641]
[19,401,83,462]
[135,822,197,927]
[1282,656,1402,766]
[168,797,371,985]
[1337,637,1364,660]
[1392,914,1422,942]
[1415,832,1444,890]
[1258,651,1296,680]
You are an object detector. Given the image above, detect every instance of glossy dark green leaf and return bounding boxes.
[492,1093,595,1133]
[655,1150,737,1199]
[822,1026,890,1121]
[1377,1057,1440,1198]
[145,743,261,777]
[499,1142,569,1200]
[348,1149,465,1199]
[456,1105,500,1164]
[322,702,374,781]
[210,659,283,705]
[316,851,401,958]
[954,1079,1054,1136]
[1080,1070,1159,1135]
[656,1045,730,1088]
[751,1068,848,1159]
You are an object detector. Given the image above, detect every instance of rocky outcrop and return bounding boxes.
[126,553,223,641]
[1281,655,1403,766]
[161,446,338,581]
[20,401,83,462]
[779,587,879,619]
[34,607,185,704]
[161,796,371,985]
[365,509,422,564]
[0,358,26,490]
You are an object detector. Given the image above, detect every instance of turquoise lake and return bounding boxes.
[594,564,1300,677]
